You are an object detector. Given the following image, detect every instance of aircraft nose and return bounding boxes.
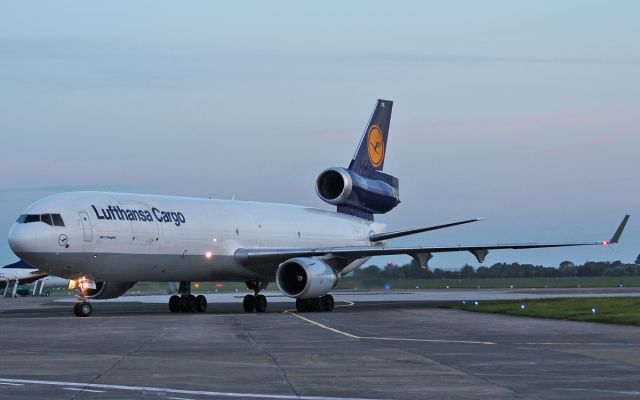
[8,224,36,255]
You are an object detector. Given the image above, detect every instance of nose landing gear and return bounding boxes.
[168,281,208,313]
[242,280,269,313]
[73,300,93,317]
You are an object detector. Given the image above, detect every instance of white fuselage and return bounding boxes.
[8,192,384,283]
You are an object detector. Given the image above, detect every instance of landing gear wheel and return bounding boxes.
[255,294,267,313]
[243,294,255,312]
[309,297,323,312]
[169,295,181,313]
[296,298,309,312]
[321,294,335,312]
[184,294,197,313]
[74,301,92,317]
[196,295,207,313]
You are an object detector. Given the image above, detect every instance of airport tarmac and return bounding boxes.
[0,289,639,400]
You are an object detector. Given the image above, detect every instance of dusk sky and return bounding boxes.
[1,1,638,269]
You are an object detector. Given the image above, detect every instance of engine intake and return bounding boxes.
[276,258,337,299]
[315,167,353,205]
[315,167,400,215]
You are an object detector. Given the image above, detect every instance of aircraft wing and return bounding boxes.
[235,215,629,268]
[0,272,48,285]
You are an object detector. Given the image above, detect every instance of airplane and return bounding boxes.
[0,260,69,297]
[7,99,629,317]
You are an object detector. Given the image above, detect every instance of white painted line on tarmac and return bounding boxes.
[523,342,618,346]
[0,382,24,386]
[63,387,105,393]
[556,388,640,395]
[333,297,355,308]
[286,311,495,345]
[287,312,360,339]
[0,378,394,400]
[359,336,495,345]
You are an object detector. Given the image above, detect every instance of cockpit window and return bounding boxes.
[16,213,65,227]
[24,214,40,223]
[41,214,53,226]
[52,214,65,227]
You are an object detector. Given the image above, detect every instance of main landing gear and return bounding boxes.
[243,280,268,313]
[295,294,334,312]
[168,281,207,313]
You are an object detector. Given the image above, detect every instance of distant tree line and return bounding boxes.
[348,254,640,281]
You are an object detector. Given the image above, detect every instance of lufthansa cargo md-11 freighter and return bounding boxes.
[8,100,629,317]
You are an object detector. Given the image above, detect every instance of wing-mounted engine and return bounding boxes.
[276,257,338,299]
[315,167,399,220]
[81,281,135,299]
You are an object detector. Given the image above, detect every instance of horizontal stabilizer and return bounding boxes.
[369,219,481,242]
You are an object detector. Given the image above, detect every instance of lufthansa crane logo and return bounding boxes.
[367,124,384,168]
[58,234,68,247]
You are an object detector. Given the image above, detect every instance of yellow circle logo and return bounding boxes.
[367,125,384,168]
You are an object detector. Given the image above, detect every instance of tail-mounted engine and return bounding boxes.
[315,167,399,220]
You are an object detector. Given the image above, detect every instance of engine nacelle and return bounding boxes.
[83,281,135,299]
[315,167,400,215]
[276,258,338,299]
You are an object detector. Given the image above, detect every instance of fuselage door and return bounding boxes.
[79,211,93,242]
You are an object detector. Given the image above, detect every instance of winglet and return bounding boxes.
[607,215,630,244]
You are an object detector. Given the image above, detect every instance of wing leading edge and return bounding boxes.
[235,215,630,269]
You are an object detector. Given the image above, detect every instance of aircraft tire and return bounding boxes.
[321,294,334,312]
[196,295,207,313]
[75,302,92,317]
[243,294,255,312]
[310,297,323,312]
[255,294,267,313]
[169,295,181,313]
[296,298,316,312]
[184,295,197,312]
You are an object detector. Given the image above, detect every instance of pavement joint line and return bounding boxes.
[286,311,495,345]
[0,378,394,400]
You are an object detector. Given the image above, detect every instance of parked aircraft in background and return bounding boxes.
[7,100,629,317]
[1,260,69,297]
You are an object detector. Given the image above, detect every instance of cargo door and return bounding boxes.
[78,211,93,242]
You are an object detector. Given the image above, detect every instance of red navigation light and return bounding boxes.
[601,240,609,245]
